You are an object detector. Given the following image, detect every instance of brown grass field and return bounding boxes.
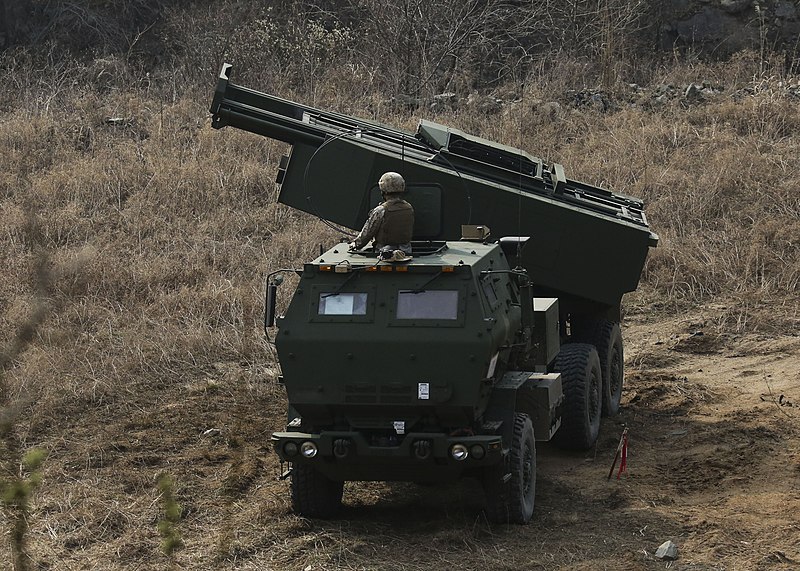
[1,44,799,570]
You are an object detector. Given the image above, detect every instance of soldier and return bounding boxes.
[349,172,414,258]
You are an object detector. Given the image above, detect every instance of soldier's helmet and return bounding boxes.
[378,171,405,194]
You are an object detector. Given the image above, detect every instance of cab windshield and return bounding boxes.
[319,292,368,315]
[396,290,458,320]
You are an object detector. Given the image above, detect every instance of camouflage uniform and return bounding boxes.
[352,173,414,254]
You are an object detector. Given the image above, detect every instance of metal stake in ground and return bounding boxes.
[608,426,629,480]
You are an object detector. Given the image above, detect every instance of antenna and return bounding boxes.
[516,66,525,261]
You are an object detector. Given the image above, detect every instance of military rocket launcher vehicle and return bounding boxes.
[210,64,658,523]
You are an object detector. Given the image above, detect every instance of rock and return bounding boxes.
[776,1,797,19]
[570,89,614,112]
[432,92,457,102]
[466,92,502,114]
[539,101,561,119]
[720,0,752,14]
[390,94,420,111]
[653,94,669,107]
[685,83,703,100]
[590,93,607,111]
[700,87,717,99]
[655,540,679,561]
[430,92,458,112]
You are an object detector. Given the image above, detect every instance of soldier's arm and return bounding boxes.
[352,206,385,249]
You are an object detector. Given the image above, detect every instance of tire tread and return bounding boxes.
[552,343,602,450]
[291,464,344,519]
[484,413,536,524]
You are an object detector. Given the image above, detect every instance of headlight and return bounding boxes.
[469,444,485,460]
[300,441,318,458]
[450,443,468,461]
[284,442,299,457]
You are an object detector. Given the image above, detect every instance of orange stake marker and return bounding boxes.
[617,429,629,479]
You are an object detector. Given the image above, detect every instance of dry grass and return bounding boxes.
[0,40,799,569]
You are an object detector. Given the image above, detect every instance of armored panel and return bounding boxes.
[532,298,560,369]
[368,183,442,238]
[520,373,562,441]
[491,371,563,441]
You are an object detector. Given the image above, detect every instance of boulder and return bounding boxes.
[655,540,679,561]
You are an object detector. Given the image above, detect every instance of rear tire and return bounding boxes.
[290,464,344,519]
[594,321,624,416]
[573,318,624,417]
[552,343,602,450]
[484,413,536,524]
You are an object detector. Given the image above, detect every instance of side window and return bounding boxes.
[506,281,518,304]
[481,278,499,306]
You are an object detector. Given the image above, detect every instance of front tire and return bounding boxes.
[484,413,536,524]
[290,464,344,519]
[552,343,602,450]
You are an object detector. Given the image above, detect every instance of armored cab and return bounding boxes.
[269,239,569,523]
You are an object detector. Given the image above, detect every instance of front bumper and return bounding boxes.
[272,430,503,481]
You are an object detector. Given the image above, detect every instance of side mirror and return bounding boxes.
[265,274,284,332]
[514,270,533,330]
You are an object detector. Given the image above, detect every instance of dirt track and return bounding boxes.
[13,307,800,570]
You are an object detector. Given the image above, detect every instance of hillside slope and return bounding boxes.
[1,18,799,569]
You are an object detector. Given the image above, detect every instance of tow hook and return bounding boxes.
[333,438,351,459]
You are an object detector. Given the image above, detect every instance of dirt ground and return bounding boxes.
[9,305,800,570]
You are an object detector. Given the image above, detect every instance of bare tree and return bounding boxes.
[0,0,33,48]
[347,0,554,96]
